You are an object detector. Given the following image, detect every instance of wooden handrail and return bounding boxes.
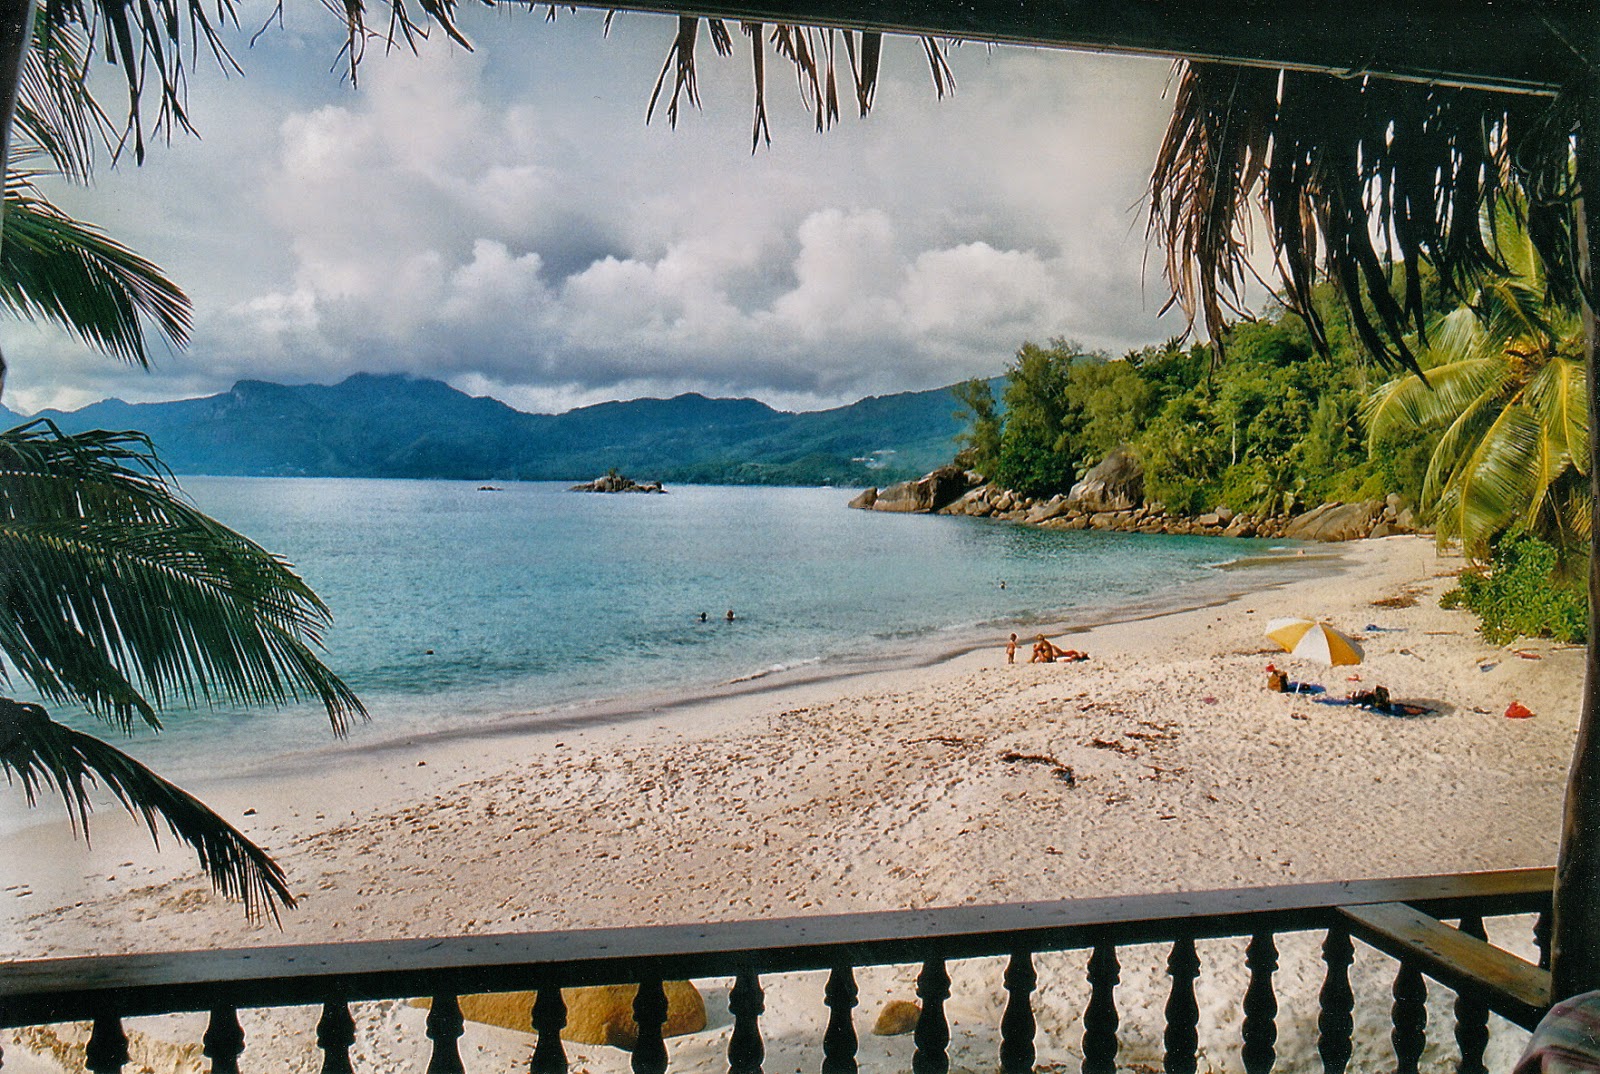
[0,867,1553,1027]
[1340,902,1551,1029]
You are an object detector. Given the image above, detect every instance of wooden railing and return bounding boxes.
[0,868,1555,1073]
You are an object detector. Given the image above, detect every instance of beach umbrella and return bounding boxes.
[1264,617,1364,666]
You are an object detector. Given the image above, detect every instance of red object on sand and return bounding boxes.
[1506,701,1535,719]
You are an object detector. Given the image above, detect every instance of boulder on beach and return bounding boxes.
[1066,447,1144,513]
[417,983,707,1050]
[1285,500,1385,541]
[873,999,922,1036]
[848,487,879,510]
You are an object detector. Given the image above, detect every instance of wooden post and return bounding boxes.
[1553,65,1600,1002]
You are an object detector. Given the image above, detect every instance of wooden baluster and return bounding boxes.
[532,987,570,1074]
[999,951,1037,1074]
[317,1000,357,1074]
[1317,926,1355,1074]
[1082,943,1120,1074]
[1241,933,1278,1074]
[203,1006,246,1074]
[912,959,951,1074]
[85,1014,129,1074]
[632,979,670,1074]
[426,993,466,1074]
[1391,959,1428,1074]
[728,971,766,1074]
[1454,916,1490,1074]
[1535,910,1553,970]
[1163,937,1201,1074]
[821,966,859,1074]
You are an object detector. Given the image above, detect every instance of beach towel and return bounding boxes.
[1515,991,1600,1073]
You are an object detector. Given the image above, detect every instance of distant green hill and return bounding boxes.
[11,373,994,485]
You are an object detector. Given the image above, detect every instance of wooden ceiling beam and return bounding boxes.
[588,0,1589,95]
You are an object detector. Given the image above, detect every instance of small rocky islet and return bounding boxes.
[568,473,666,494]
[848,448,1420,542]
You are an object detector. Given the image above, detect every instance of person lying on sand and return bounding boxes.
[1030,636,1088,663]
[1347,685,1433,717]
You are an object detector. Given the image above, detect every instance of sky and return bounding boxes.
[7,5,1190,416]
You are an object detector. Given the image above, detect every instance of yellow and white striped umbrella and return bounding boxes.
[1264,617,1364,666]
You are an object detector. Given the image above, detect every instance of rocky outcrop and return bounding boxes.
[850,457,1423,544]
[1066,447,1143,513]
[569,473,666,493]
[847,487,879,510]
[1284,500,1386,542]
[865,465,975,514]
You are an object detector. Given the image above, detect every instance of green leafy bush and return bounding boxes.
[1443,534,1588,643]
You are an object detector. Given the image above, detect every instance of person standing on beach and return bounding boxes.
[1006,633,1018,664]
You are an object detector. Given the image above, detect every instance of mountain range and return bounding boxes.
[3,373,991,485]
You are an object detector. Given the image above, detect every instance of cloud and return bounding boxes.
[4,11,1193,416]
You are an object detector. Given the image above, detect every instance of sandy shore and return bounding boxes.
[1,534,1580,1072]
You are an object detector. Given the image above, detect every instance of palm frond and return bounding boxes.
[1440,404,1542,557]
[0,176,190,364]
[14,18,108,182]
[0,421,365,732]
[646,15,701,129]
[1527,353,1589,477]
[1421,373,1518,507]
[1364,356,1506,442]
[743,22,768,152]
[0,696,293,920]
[842,30,880,116]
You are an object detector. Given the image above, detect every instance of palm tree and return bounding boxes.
[1364,207,1589,560]
[0,18,359,920]
[1,420,365,919]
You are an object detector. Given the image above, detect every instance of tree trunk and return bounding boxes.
[1552,74,1600,1002]
[0,0,36,403]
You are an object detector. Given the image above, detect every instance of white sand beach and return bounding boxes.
[1,534,1581,1072]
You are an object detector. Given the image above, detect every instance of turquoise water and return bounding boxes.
[42,478,1283,779]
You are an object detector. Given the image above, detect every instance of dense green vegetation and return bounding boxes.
[955,300,1436,516]
[955,268,1589,644]
[1441,535,1588,644]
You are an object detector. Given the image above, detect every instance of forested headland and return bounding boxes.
[942,266,1588,644]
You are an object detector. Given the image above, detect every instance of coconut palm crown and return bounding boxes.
[1365,206,1588,560]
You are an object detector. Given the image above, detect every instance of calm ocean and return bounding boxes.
[46,478,1301,781]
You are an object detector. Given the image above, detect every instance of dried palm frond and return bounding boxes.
[647,15,701,127]
[745,21,769,151]
[1150,60,1582,372]
[843,30,881,116]
[644,14,938,143]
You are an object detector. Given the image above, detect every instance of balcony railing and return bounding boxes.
[0,867,1554,1073]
